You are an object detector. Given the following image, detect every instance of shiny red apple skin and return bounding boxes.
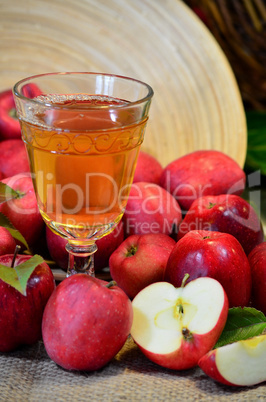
[123,181,182,237]
[95,222,124,270]
[0,173,45,248]
[198,335,266,387]
[0,227,16,256]
[248,242,266,314]
[164,230,251,307]
[0,139,30,179]
[137,314,228,371]
[0,254,55,352]
[46,221,124,272]
[133,151,163,185]
[46,227,68,270]
[42,274,133,371]
[198,350,234,386]
[177,194,264,255]
[0,88,21,140]
[109,233,176,299]
[160,150,246,211]
[131,278,229,370]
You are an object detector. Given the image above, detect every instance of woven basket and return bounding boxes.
[0,0,247,167]
[185,0,266,110]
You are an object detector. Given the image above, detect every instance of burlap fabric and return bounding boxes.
[0,336,265,401]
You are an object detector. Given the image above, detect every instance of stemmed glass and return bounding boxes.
[13,72,153,277]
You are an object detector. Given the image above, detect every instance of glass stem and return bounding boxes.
[65,242,98,277]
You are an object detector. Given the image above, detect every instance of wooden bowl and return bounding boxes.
[0,0,247,167]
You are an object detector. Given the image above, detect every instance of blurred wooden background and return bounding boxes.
[0,0,247,167]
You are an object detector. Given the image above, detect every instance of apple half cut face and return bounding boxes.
[131,277,229,370]
[199,334,266,386]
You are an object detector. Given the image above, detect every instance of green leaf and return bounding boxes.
[0,254,44,296]
[0,182,20,204]
[215,307,266,348]
[245,111,266,175]
[0,212,29,250]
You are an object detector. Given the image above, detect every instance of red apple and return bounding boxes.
[248,242,266,314]
[19,82,43,98]
[160,150,246,212]
[164,230,251,307]
[0,227,16,256]
[95,222,124,270]
[109,233,176,299]
[198,335,266,386]
[177,194,264,255]
[133,151,163,185]
[0,139,30,179]
[0,173,45,248]
[46,227,68,270]
[0,85,42,141]
[0,88,21,140]
[42,274,133,371]
[0,253,55,352]
[130,277,229,370]
[46,221,124,272]
[123,181,182,236]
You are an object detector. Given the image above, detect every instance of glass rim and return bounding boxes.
[13,71,154,110]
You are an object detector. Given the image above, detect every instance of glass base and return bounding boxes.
[65,242,98,277]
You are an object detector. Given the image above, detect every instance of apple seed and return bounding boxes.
[177,303,184,314]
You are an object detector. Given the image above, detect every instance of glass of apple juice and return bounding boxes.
[13,72,153,276]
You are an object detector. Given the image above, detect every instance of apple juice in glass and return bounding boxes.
[13,72,153,276]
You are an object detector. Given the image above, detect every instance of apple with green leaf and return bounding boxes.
[199,334,266,386]
[0,226,16,256]
[198,306,266,386]
[0,173,44,249]
[0,249,55,352]
[0,210,29,252]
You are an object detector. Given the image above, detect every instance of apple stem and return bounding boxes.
[11,245,21,268]
[181,273,190,288]
[126,245,137,257]
[106,280,117,289]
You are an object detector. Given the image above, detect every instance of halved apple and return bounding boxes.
[198,334,266,386]
[130,277,229,370]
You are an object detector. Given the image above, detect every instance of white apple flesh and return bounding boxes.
[198,334,266,386]
[131,277,229,370]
